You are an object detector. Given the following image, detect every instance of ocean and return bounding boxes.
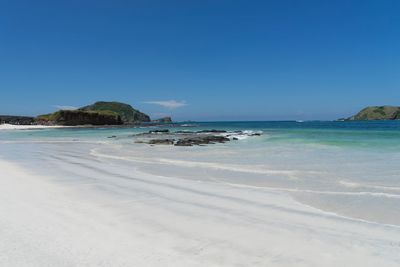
[1,120,400,225]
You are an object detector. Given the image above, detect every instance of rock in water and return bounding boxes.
[196,129,227,133]
[148,139,175,145]
[151,117,173,123]
[174,136,230,146]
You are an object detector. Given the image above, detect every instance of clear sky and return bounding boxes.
[1,0,399,121]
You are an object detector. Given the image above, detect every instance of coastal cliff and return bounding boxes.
[346,106,400,120]
[36,110,122,126]
[36,101,151,126]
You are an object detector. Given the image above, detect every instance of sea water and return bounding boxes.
[1,121,399,225]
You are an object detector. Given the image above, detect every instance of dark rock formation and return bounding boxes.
[196,129,227,133]
[247,132,261,136]
[175,130,194,134]
[36,110,122,126]
[131,129,262,147]
[174,136,230,146]
[148,139,175,145]
[0,115,35,125]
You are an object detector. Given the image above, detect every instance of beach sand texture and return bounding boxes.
[1,154,399,266]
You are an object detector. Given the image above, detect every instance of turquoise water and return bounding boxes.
[1,121,400,150]
[1,121,400,225]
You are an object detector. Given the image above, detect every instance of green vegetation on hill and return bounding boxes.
[347,106,400,120]
[36,110,122,126]
[79,101,150,124]
[35,101,151,126]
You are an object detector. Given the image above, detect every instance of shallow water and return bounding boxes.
[1,121,399,225]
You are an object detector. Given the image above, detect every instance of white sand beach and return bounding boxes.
[2,0,399,265]
[1,141,399,267]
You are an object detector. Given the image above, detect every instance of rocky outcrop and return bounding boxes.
[346,106,400,120]
[36,110,122,126]
[152,117,172,123]
[148,139,175,145]
[132,129,262,147]
[174,136,230,146]
[79,101,150,124]
[0,115,35,125]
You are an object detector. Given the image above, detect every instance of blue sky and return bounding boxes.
[1,0,399,121]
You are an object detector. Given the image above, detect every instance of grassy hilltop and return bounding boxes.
[346,106,400,120]
[36,101,151,126]
[79,101,150,124]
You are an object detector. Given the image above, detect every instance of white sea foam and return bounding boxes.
[0,123,70,130]
[220,130,264,140]
[340,180,400,192]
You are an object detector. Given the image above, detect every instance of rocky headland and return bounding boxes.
[344,106,400,121]
[36,101,152,126]
[1,101,158,126]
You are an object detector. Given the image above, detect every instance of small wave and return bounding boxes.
[221,130,264,140]
[224,181,400,199]
[340,180,400,192]
[339,180,359,188]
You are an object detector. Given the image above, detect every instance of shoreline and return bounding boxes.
[0,123,71,130]
[0,122,182,131]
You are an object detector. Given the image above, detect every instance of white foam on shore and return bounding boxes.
[0,123,69,130]
[340,180,400,192]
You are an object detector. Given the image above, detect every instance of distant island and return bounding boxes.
[5,103,400,125]
[1,101,173,126]
[151,117,172,123]
[343,106,400,121]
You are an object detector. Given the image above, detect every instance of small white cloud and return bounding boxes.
[53,105,78,110]
[144,100,187,109]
